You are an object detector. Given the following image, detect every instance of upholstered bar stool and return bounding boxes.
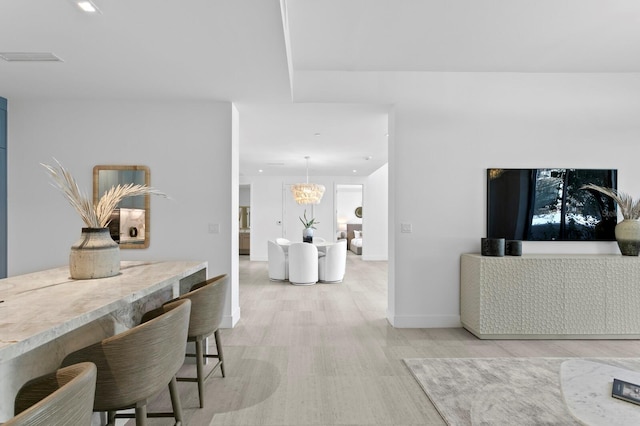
[62,299,191,426]
[6,362,97,426]
[173,273,229,408]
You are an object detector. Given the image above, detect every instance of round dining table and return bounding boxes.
[277,240,333,255]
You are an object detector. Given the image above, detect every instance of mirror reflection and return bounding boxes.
[93,165,150,249]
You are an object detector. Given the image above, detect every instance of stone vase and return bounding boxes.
[69,228,120,279]
[615,219,640,256]
[303,227,314,243]
[481,238,505,256]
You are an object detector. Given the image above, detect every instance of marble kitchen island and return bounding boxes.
[0,260,207,421]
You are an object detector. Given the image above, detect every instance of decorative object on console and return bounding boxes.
[291,156,325,205]
[581,183,640,256]
[299,209,318,243]
[505,240,522,256]
[481,238,505,256]
[41,159,166,279]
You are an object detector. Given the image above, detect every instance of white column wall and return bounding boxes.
[7,99,240,327]
[364,163,388,261]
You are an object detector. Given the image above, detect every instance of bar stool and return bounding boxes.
[6,362,97,426]
[62,299,191,426]
[174,273,229,408]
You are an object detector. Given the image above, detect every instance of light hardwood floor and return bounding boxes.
[144,253,640,425]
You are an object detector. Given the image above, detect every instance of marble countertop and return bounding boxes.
[561,359,640,425]
[0,260,207,362]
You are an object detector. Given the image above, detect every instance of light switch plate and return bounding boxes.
[401,223,412,233]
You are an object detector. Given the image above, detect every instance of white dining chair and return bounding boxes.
[319,239,347,283]
[268,240,288,280]
[288,243,318,285]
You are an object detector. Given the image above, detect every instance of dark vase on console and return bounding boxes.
[481,238,505,256]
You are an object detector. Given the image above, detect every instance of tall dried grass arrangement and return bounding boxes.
[581,183,640,220]
[41,159,167,228]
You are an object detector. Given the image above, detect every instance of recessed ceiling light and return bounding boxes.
[364,156,373,160]
[0,52,63,62]
[77,1,100,13]
[314,133,321,137]
[258,169,263,173]
[352,170,357,173]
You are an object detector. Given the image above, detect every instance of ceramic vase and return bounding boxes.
[303,228,314,243]
[69,228,120,279]
[481,238,505,256]
[615,219,640,256]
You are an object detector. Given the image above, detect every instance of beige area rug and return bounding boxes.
[404,357,640,426]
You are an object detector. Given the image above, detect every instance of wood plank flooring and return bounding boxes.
[142,253,640,425]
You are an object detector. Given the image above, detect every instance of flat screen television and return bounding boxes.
[487,168,617,241]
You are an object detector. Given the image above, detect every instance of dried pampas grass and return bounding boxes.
[41,159,167,228]
[581,183,640,220]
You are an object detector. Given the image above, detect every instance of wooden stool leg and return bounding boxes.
[169,376,184,423]
[135,403,147,426]
[214,329,225,377]
[195,338,205,408]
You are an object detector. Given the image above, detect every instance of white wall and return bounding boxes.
[239,185,250,206]
[364,164,388,261]
[336,185,362,226]
[388,72,640,328]
[7,99,240,327]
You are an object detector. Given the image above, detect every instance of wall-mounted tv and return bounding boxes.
[487,168,617,241]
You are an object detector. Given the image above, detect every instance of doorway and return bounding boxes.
[239,184,251,255]
[336,184,363,252]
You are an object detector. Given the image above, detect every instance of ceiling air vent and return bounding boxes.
[0,52,63,62]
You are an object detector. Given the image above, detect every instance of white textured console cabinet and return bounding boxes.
[460,254,640,339]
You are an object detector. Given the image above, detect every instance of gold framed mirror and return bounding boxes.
[93,165,150,249]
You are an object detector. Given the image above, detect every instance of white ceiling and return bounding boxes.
[1,0,639,176]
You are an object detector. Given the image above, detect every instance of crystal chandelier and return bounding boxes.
[291,156,325,205]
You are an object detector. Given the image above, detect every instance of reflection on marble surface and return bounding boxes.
[561,359,640,425]
[0,260,207,421]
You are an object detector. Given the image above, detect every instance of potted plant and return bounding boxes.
[299,209,319,243]
[581,183,640,256]
[42,159,166,278]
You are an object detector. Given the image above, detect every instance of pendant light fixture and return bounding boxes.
[291,156,325,205]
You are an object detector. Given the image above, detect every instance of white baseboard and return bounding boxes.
[388,314,461,328]
[362,254,388,261]
[221,306,241,328]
